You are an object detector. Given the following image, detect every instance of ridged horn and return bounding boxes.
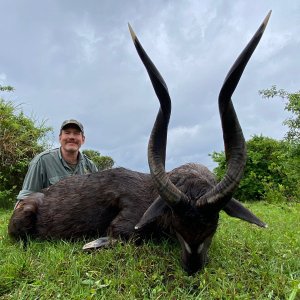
[196,11,271,209]
[129,24,189,205]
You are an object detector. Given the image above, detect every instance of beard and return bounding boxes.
[64,142,80,153]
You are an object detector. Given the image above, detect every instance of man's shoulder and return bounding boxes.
[31,148,60,164]
[81,153,94,165]
[81,153,98,172]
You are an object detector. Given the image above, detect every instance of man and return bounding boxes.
[16,119,98,204]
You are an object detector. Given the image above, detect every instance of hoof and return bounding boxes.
[82,237,118,251]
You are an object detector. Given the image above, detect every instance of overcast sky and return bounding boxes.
[0,1,299,172]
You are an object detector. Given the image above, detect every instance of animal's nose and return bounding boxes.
[182,254,206,276]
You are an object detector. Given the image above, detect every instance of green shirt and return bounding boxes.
[17,148,98,200]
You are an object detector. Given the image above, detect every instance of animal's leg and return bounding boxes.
[82,210,138,251]
[107,210,138,240]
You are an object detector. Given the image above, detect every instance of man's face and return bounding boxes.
[59,126,85,153]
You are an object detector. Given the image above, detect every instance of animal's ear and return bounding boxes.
[222,198,267,228]
[135,196,169,230]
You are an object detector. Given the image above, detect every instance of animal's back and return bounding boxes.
[9,168,157,240]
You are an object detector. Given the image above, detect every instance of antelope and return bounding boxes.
[8,11,271,275]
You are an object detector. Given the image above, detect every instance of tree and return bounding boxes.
[211,135,299,202]
[0,89,52,207]
[0,85,14,92]
[212,86,300,203]
[82,149,114,171]
[259,85,300,143]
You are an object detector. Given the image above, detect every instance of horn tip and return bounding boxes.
[128,23,136,41]
[263,10,272,27]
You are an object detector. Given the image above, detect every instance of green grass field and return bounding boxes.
[0,202,299,299]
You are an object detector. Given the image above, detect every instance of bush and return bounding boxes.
[0,97,52,208]
[211,135,299,202]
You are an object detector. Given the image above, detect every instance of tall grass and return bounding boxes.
[0,202,299,299]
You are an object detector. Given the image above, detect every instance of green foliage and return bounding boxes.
[0,85,14,92]
[1,202,299,299]
[211,135,300,202]
[0,95,52,208]
[212,86,300,203]
[82,149,114,171]
[259,85,300,143]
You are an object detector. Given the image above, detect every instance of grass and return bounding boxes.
[0,202,299,299]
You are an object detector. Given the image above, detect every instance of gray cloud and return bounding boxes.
[0,0,299,172]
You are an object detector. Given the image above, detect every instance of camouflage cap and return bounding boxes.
[60,119,84,133]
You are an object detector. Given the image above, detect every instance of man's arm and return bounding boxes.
[17,159,45,200]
